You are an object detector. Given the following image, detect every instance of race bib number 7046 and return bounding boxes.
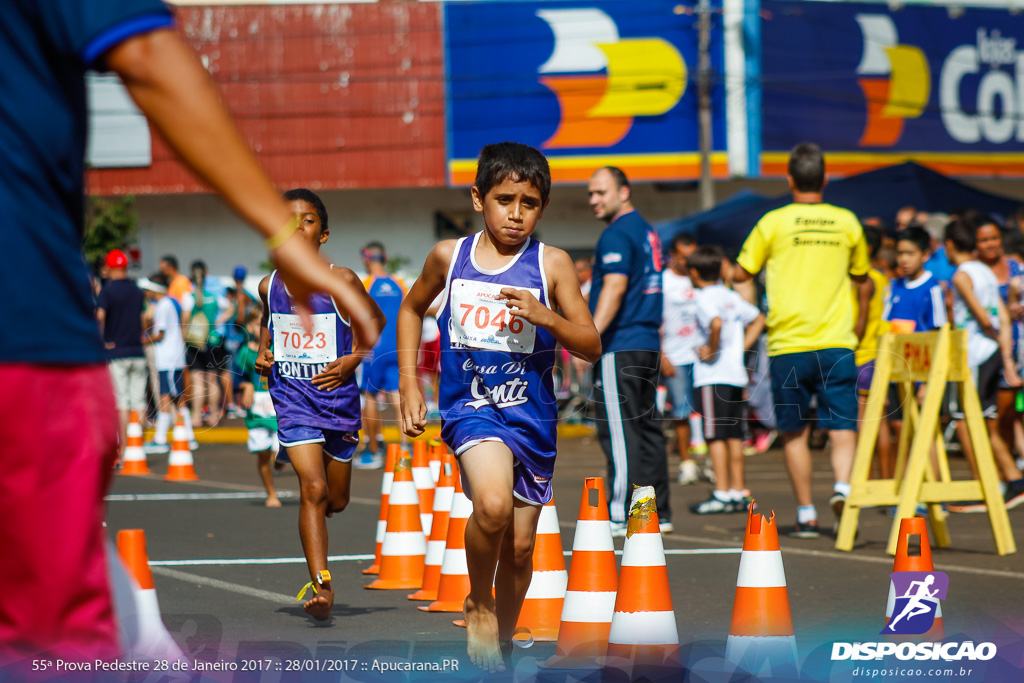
[449,279,540,354]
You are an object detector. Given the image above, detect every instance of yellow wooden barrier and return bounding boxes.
[834,325,1015,556]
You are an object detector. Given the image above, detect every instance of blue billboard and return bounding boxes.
[760,1,1024,176]
[444,0,728,185]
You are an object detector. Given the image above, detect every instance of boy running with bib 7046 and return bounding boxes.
[257,189,385,622]
[397,143,601,673]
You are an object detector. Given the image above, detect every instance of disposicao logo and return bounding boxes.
[536,8,685,149]
[882,571,948,635]
[854,14,930,147]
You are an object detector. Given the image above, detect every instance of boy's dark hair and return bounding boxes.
[475,142,552,204]
[284,188,329,233]
[148,272,169,288]
[160,255,178,271]
[788,142,825,193]
[896,226,931,255]
[190,260,207,275]
[687,245,725,282]
[671,233,696,251]
[598,166,630,190]
[362,241,386,261]
[945,218,976,253]
[863,225,883,258]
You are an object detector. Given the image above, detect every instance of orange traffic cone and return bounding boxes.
[111,530,186,662]
[409,450,457,601]
[605,486,681,676]
[363,444,400,575]
[121,410,150,475]
[884,517,945,641]
[428,440,444,484]
[164,413,198,481]
[542,477,618,669]
[412,441,435,535]
[725,504,798,675]
[366,451,426,589]
[421,467,473,612]
[515,497,568,641]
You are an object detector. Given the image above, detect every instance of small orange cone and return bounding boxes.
[725,503,798,674]
[411,441,435,535]
[428,440,444,485]
[121,410,151,475]
[409,450,457,601]
[421,467,473,612]
[363,444,400,575]
[164,413,198,481]
[515,497,568,641]
[605,486,681,676]
[884,517,945,641]
[542,477,618,669]
[112,529,185,662]
[366,451,426,590]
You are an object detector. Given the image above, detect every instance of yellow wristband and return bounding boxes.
[265,216,299,251]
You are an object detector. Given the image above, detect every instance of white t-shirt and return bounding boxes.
[153,296,186,371]
[661,269,700,366]
[694,284,761,388]
[952,260,1000,367]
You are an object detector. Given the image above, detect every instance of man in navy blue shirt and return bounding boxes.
[97,249,147,464]
[0,0,382,663]
[588,167,671,533]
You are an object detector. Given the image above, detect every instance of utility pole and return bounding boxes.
[697,0,716,210]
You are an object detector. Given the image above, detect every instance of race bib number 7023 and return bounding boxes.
[270,313,338,364]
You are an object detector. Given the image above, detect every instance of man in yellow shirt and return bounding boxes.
[735,143,869,538]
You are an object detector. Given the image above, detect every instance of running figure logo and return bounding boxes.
[883,571,949,635]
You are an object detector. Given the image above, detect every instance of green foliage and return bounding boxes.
[386,255,410,274]
[83,196,138,273]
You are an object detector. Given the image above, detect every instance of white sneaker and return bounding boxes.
[701,458,717,484]
[677,459,699,485]
[659,521,675,533]
[609,521,627,538]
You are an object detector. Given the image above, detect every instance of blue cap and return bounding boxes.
[233,266,247,280]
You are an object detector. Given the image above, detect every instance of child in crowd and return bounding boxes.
[660,232,704,484]
[944,219,1024,510]
[687,246,765,514]
[257,188,385,621]
[237,307,282,507]
[141,273,195,452]
[396,142,600,672]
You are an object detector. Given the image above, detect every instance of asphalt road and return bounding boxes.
[101,424,1024,683]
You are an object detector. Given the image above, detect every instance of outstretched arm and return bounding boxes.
[397,242,456,436]
[104,28,378,345]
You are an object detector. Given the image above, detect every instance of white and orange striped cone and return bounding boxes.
[605,486,681,677]
[409,450,457,601]
[421,468,473,612]
[884,517,944,641]
[109,529,186,663]
[164,413,198,481]
[411,441,435,535]
[725,504,798,675]
[515,498,568,642]
[541,477,618,669]
[121,410,150,476]
[363,444,400,575]
[366,451,426,590]
[429,441,444,485]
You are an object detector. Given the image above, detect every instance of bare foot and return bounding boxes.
[464,596,504,674]
[265,496,282,508]
[303,586,334,621]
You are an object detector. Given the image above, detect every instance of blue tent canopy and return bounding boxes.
[654,189,766,247]
[663,162,1022,255]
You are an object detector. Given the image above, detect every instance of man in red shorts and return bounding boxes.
[0,1,380,664]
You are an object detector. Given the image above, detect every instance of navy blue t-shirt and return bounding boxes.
[0,1,173,363]
[589,211,664,353]
[97,279,145,359]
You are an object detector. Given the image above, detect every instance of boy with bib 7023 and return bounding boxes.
[397,143,601,673]
[257,189,385,622]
